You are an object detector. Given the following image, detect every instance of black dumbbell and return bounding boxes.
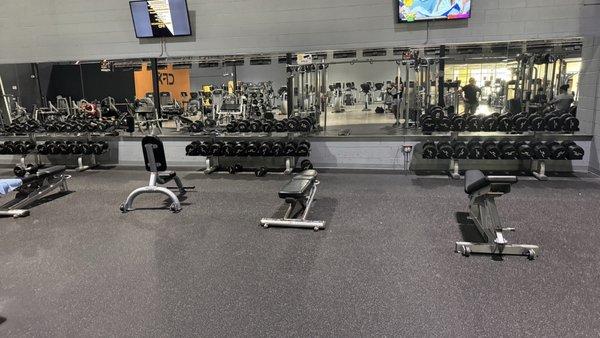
[246,141,259,156]
[237,120,250,133]
[14,164,39,178]
[71,141,84,155]
[258,141,273,156]
[482,141,500,159]
[228,164,243,174]
[222,141,236,157]
[262,120,275,133]
[514,141,533,160]
[466,115,481,132]
[296,140,311,157]
[530,141,550,160]
[498,141,518,159]
[12,141,29,155]
[226,121,239,133]
[197,141,212,156]
[185,142,200,156]
[272,141,285,156]
[275,120,287,133]
[283,141,297,156]
[562,141,584,160]
[286,118,300,132]
[249,120,263,133]
[451,116,465,132]
[481,115,498,132]
[255,167,268,177]
[546,141,568,160]
[512,114,529,132]
[436,141,453,159]
[452,141,468,159]
[234,141,248,156]
[561,114,579,132]
[544,112,562,132]
[422,141,438,159]
[436,116,451,132]
[301,159,314,170]
[204,119,217,128]
[421,116,436,133]
[497,115,513,132]
[298,118,314,132]
[211,141,224,156]
[466,141,483,159]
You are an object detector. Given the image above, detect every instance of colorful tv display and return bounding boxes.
[398,0,472,22]
[130,0,192,38]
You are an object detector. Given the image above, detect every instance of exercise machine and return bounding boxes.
[260,169,325,231]
[455,170,540,259]
[0,165,70,218]
[120,136,193,213]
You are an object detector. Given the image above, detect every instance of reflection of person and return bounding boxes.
[549,85,574,114]
[461,78,481,115]
[388,76,404,117]
[532,87,547,104]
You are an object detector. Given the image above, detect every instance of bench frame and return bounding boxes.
[120,137,192,213]
[456,173,540,260]
[0,167,70,218]
[260,177,325,231]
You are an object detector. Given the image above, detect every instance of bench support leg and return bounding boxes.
[532,160,548,181]
[450,159,460,180]
[456,184,540,260]
[260,181,325,231]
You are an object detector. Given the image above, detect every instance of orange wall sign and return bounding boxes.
[134,64,191,102]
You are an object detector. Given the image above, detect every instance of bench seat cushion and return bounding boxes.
[465,170,517,194]
[21,166,66,185]
[279,178,314,199]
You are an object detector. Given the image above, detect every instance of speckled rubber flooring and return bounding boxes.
[1,169,599,337]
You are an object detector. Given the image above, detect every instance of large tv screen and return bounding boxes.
[130,0,192,38]
[398,0,472,22]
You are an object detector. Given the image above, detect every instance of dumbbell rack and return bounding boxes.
[36,133,110,172]
[415,133,586,181]
[195,133,310,176]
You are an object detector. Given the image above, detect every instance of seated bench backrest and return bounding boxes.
[142,136,167,172]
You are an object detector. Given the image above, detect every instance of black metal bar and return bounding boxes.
[286,53,293,118]
[438,45,445,107]
[150,58,162,118]
[232,65,237,92]
[31,63,45,107]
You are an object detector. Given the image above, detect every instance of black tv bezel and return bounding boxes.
[129,0,193,39]
[395,0,472,24]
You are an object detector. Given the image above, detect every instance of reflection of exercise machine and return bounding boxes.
[455,170,539,260]
[360,83,372,111]
[120,136,193,213]
[0,166,70,218]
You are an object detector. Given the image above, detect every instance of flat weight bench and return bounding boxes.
[120,136,193,213]
[456,170,540,260]
[260,170,325,231]
[0,166,69,218]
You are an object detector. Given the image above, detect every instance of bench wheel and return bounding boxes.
[461,246,471,257]
[170,203,181,213]
[527,249,537,261]
[120,204,127,213]
[263,224,269,229]
[313,226,320,232]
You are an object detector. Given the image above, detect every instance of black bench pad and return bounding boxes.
[21,166,66,184]
[465,170,517,194]
[279,170,318,199]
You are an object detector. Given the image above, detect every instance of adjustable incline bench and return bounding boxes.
[120,136,193,213]
[456,170,540,260]
[261,169,325,231]
[0,166,69,218]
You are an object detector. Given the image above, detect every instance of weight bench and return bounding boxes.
[456,170,540,260]
[0,166,69,218]
[260,170,325,231]
[120,136,193,213]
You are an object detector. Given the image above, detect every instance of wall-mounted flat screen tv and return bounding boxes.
[130,0,192,38]
[398,0,472,22]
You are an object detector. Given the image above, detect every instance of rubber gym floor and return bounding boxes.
[1,169,599,337]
